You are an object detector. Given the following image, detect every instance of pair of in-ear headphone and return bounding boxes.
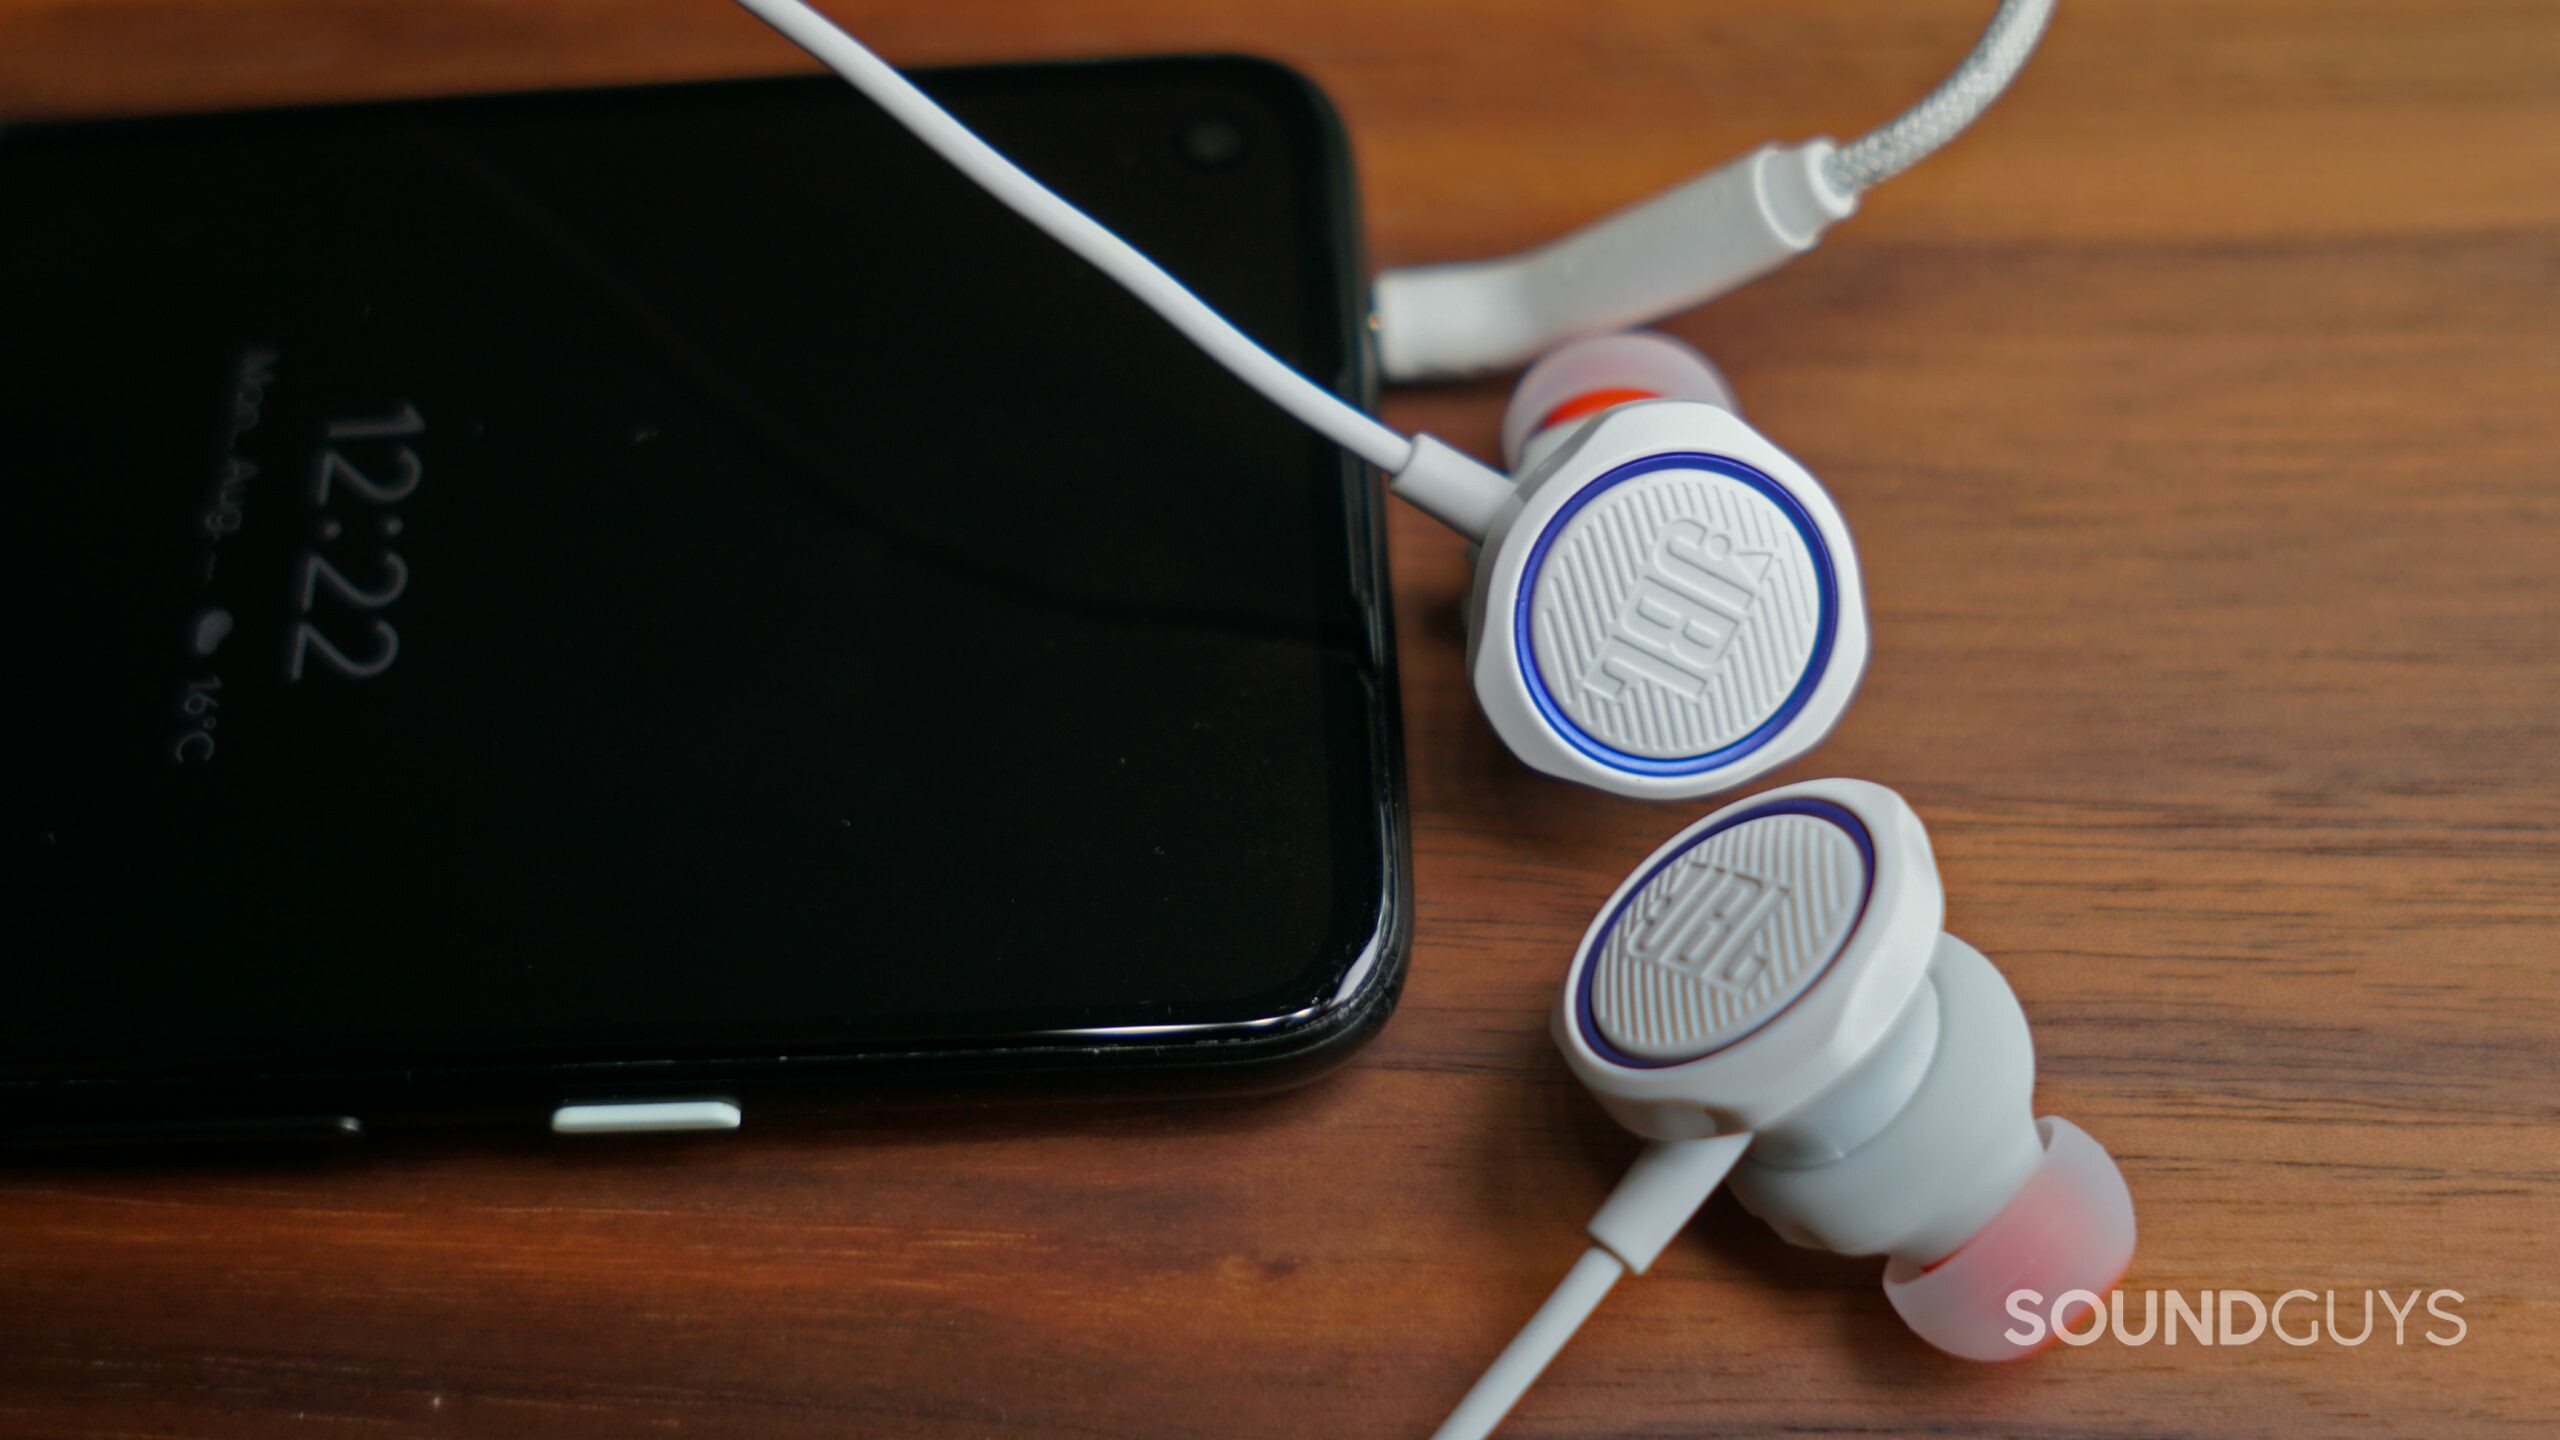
[731,2,2123,1435]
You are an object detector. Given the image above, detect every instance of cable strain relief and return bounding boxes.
[1390,434,1516,543]
[1375,141,1859,382]
[1585,1132,1753,1276]
[1774,138,1859,239]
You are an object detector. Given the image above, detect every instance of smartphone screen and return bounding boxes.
[0,60,1402,1113]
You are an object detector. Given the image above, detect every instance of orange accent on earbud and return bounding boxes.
[1535,387,1660,435]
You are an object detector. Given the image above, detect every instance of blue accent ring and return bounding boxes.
[1514,452,1838,777]
[1574,797,1876,1070]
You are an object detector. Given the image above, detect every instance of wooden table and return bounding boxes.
[5,2,2555,1435]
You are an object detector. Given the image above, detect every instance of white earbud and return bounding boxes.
[739,0,2057,805]
[1452,333,1869,801]
[731,0,1900,807]
[1435,779,2136,1440]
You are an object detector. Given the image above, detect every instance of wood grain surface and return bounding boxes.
[4,1,2557,1435]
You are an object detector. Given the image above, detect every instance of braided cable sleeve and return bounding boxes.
[1824,0,2057,195]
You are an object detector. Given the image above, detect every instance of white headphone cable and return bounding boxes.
[731,0,2056,526]
[1431,1133,1752,1440]
[730,0,1418,476]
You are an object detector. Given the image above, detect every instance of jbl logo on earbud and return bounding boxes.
[1582,517,1770,703]
[1628,859,1786,993]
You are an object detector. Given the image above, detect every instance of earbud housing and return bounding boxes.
[1551,779,2136,1360]
[1465,402,1869,800]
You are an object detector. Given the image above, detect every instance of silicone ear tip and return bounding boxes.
[1499,330,1736,469]
[1880,1117,2136,1362]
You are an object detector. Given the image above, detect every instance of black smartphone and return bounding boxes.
[0,57,1407,1143]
